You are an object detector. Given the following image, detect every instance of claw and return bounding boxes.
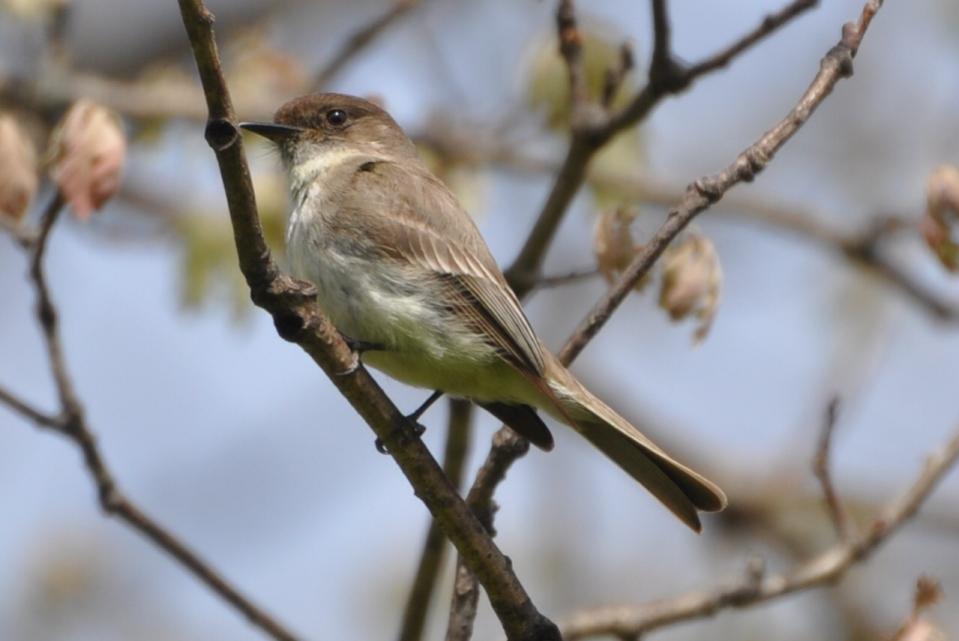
[373,418,427,455]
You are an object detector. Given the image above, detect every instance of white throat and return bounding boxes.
[290,147,365,190]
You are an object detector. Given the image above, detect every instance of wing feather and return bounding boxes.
[345,159,545,377]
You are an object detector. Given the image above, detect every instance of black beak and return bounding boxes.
[238,121,304,141]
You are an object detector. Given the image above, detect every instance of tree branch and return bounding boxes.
[556,0,589,124]
[446,428,532,641]
[0,193,305,641]
[559,423,959,639]
[581,172,959,321]
[451,2,883,630]
[813,397,851,541]
[505,0,817,294]
[419,125,958,322]
[0,384,65,430]
[397,399,474,641]
[559,0,883,364]
[176,3,559,640]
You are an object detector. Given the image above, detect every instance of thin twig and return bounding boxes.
[601,43,634,108]
[446,428,532,641]
[534,268,601,290]
[313,0,419,89]
[454,2,879,629]
[452,1,820,629]
[813,397,850,541]
[556,0,589,124]
[0,385,65,430]
[648,0,678,89]
[2,192,304,641]
[555,165,956,320]
[683,0,819,79]
[176,3,559,640]
[559,423,959,639]
[418,128,957,322]
[560,0,883,364]
[31,193,83,420]
[505,0,817,294]
[397,399,474,641]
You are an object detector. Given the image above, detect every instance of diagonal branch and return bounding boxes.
[176,3,559,640]
[571,170,958,321]
[813,397,851,541]
[447,0,814,641]
[560,0,883,363]
[418,127,958,322]
[0,384,64,430]
[559,424,959,639]
[0,193,304,641]
[446,428,532,641]
[505,0,817,294]
[452,1,884,632]
[397,399,474,641]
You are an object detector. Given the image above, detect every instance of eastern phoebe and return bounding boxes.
[241,93,726,531]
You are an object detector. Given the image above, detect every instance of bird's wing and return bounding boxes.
[340,159,546,377]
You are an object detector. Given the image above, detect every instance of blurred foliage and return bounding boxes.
[9,531,201,641]
[525,22,646,209]
[418,144,488,220]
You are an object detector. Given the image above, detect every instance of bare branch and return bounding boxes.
[446,428,532,641]
[176,3,559,640]
[580,171,959,321]
[419,126,958,322]
[559,424,959,639]
[446,558,482,641]
[600,43,634,108]
[813,398,851,541]
[648,0,679,89]
[454,2,882,627]
[534,268,601,290]
[0,385,65,430]
[31,193,83,421]
[682,0,818,80]
[313,0,419,89]
[505,0,816,293]
[556,0,588,123]
[397,399,474,641]
[559,0,882,363]
[2,193,304,641]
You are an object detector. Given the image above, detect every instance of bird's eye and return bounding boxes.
[325,109,348,126]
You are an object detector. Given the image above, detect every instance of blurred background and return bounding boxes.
[2,0,958,640]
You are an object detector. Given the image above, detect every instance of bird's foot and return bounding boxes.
[375,421,426,455]
[336,333,385,376]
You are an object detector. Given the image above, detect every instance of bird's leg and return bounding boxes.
[375,390,444,454]
[408,389,444,423]
[336,331,386,376]
[339,331,386,354]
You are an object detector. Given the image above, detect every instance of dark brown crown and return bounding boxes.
[273,93,395,130]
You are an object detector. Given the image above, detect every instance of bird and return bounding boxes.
[240,93,726,531]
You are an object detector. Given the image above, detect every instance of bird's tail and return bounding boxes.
[541,363,727,531]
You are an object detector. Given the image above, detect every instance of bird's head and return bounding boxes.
[240,93,417,169]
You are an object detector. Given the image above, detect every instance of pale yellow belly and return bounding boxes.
[362,349,543,406]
